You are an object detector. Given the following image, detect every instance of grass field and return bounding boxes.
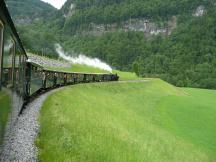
[112,70,143,81]
[37,79,216,162]
[45,64,109,74]
[0,91,11,147]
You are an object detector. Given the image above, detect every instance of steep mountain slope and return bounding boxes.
[5,0,216,89]
[58,0,216,89]
[5,0,59,57]
[5,0,56,24]
[61,0,209,34]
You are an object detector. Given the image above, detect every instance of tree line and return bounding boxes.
[7,0,216,89]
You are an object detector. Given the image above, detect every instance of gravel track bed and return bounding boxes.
[0,89,59,162]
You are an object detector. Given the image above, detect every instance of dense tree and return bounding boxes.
[5,0,216,89]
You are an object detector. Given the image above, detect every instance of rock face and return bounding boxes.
[64,3,76,18]
[80,16,177,37]
[193,6,205,17]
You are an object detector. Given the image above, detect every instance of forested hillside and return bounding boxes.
[61,0,211,34]
[6,0,216,89]
[61,7,216,88]
[6,0,56,24]
[5,0,58,56]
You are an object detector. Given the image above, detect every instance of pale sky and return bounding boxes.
[41,0,67,9]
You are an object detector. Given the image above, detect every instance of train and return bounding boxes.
[0,0,118,152]
[25,62,119,98]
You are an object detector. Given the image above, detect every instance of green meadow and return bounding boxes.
[37,79,216,162]
[112,70,142,81]
[45,64,109,74]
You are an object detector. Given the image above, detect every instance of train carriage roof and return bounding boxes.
[0,0,28,58]
[27,60,44,69]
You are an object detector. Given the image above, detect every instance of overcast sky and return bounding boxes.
[41,0,67,9]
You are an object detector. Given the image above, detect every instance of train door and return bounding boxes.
[22,54,27,97]
[14,49,21,92]
[11,40,15,87]
[0,20,4,90]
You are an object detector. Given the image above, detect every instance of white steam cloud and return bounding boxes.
[55,44,112,72]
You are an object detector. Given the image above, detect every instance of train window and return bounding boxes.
[2,28,15,88]
[0,20,4,89]
[20,54,25,95]
[14,48,22,91]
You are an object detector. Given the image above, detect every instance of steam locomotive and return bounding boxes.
[0,0,118,150]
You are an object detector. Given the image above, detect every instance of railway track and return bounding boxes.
[0,88,62,162]
[0,0,119,157]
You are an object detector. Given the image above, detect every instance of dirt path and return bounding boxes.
[117,80,149,83]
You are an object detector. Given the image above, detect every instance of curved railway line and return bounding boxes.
[0,0,119,158]
[1,89,61,162]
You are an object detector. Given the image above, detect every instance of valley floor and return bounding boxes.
[37,79,216,162]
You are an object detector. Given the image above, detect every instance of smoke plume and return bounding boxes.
[55,44,112,72]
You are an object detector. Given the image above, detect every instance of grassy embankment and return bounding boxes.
[37,77,216,162]
[45,64,109,74]
[0,91,11,146]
